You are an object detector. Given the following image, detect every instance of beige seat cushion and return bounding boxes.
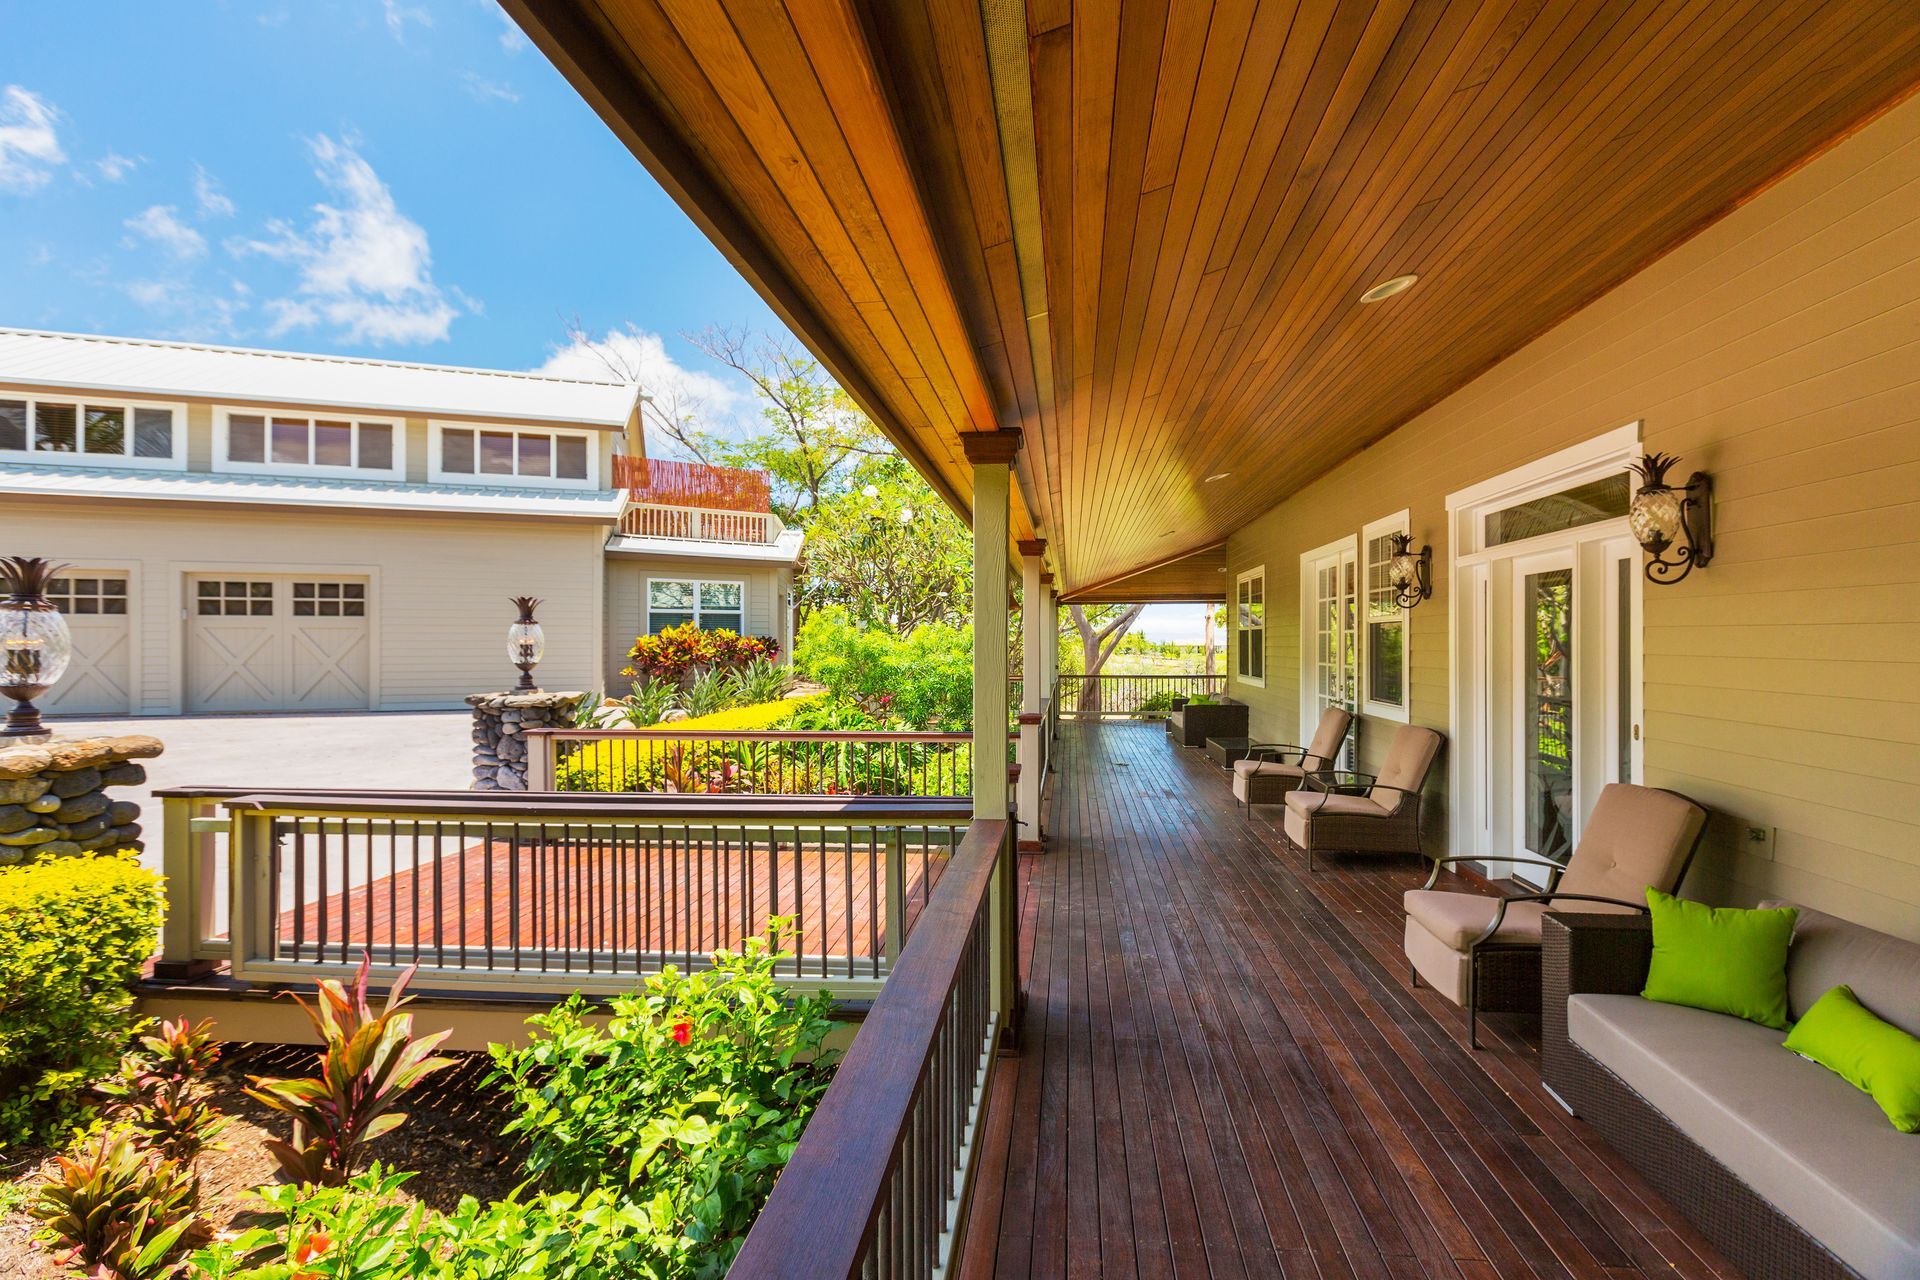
[1556,782,1706,904]
[1281,790,1388,846]
[1766,900,1920,1037]
[1403,890,1550,949]
[1232,757,1306,778]
[1571,994,1920,1280]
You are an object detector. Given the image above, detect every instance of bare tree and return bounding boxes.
[559,317,716,466]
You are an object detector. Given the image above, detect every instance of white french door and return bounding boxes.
[1448,426,1645,882]
[1300,538,1358,767]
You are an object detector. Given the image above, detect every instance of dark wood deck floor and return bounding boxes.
[961,721,1739,1280]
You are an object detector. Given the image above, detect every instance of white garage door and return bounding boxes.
[187,577,371,713]
[44,573,133,715]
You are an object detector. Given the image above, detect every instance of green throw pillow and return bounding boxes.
[1186,696,1215,705]
[1783,985,1920,1134]
[1641,890,1796,1029]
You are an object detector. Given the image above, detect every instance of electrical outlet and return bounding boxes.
[1744,824,1775,860]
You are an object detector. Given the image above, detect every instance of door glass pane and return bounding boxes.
[1617,555,1633,784]
[1524,568,1575,863]
[1486,474,1629,547]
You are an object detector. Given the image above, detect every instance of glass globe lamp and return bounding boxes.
[1627,452,1713,584]
[1,557,72,738]
[1386,533,1432,608]
[508,596,545,691]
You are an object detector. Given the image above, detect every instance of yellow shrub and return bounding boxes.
[557,698,819,791]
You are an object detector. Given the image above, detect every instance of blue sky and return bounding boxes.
[0,0,1207,636]
[0,0,785,427]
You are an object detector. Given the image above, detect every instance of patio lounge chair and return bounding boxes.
[1167,695,1248,748]
[1282,724,1443,872]
[1230,707,1352,817]
[1402,781,1706,1048]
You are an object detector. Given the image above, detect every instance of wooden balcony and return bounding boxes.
[957,720,1738,1280]
[613,455,785,545]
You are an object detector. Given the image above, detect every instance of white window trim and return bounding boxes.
[0,393,188,471]
[427,420,600,490]
[645,576,748,634]
[214,407,406,481]
[1233,565,1266,688]
[1361,510,1413,723]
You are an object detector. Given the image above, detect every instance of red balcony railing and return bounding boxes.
[614,455,772,512]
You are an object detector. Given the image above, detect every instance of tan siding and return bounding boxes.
[11,501,606,712]
[404,418,430,482]
[185,403,214,471]
[1224,93,1920,938]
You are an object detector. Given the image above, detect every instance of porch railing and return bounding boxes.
[1055,672,1226,718]
[730,817,1014,1278]
[528,729,977,797]
[157,788,973,998]
[617,501,784,545]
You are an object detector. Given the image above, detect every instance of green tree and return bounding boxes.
[797,455,971,632]
[1063,604,1145,714]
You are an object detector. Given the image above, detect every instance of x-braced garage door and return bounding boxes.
[186,576,371,713]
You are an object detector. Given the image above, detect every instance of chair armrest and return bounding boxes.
[1306,770,1375,794]
[1541,912,1653,998]
[1473,894,1647,948]
[1246,742,1307,764]
[1422,851,1567,890]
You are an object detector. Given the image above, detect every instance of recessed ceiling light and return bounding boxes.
[1204,472,1231,483]
[1360,273,1418,304]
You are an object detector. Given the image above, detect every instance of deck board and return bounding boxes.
[960,722,1741,1280]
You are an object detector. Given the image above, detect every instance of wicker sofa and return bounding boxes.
[1167,695,1248,748]
[1543,906,1920,1280]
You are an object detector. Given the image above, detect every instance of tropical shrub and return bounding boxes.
[1133,690,1178,720]
[0,855,164,1147]
[727,655,794,705]
[245,958,454,1186]
[33,1127,206,1279]
[679,666,736,719]
[554,699,812,792]
[189,1168,653,1280]
[609,679,680,729]
[623,623,778,686]
[99,1017,228,1165]
[794,607,973,730]
[486,921,837,1276]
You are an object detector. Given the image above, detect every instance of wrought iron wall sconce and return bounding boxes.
[1627,452,1713,584]
[1387,533,1432,609]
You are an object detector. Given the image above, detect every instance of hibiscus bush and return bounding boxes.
[622,624,779,687]
[485,920,837,1277]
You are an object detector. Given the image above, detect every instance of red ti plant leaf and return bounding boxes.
[245,954,455,1186]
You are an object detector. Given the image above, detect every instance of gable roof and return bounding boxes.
[0,328,638,429]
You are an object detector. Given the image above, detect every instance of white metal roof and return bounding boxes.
[0,461,626,521]
[0,328,638,429]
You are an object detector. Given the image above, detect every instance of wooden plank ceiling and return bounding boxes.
[507,0,1920,602]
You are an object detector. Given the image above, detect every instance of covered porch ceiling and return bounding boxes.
[505,0,1920,602]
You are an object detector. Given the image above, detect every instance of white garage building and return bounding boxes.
[0,329,801,717]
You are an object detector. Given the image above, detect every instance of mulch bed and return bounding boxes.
[0,1046,524,1278]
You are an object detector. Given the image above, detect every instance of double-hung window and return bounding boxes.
[0,395,183,469]
[1362,512,1411,720]
[218,410,401,479]
[1235,567,1265,685]
[433,423,593,486]
[647,578,745,634]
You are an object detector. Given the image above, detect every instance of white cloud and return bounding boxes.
[120,277,249,341]
[124,204,207,259]
[95,152,140,182]
[495,6,528,52]
[460,71,520,104]
[193,164,235,217]
[382,0,432,41]
[536,326,756,441]
[0,86,65,193]
[231,134,464,345]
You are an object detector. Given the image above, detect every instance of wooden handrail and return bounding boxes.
[730,817,1009,1277]
[155,785,971,823]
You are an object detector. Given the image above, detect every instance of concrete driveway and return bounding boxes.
[47,711,472,868]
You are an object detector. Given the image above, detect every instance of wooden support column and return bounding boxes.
[963,429,1020,1049]
[1017,540,1047,849]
